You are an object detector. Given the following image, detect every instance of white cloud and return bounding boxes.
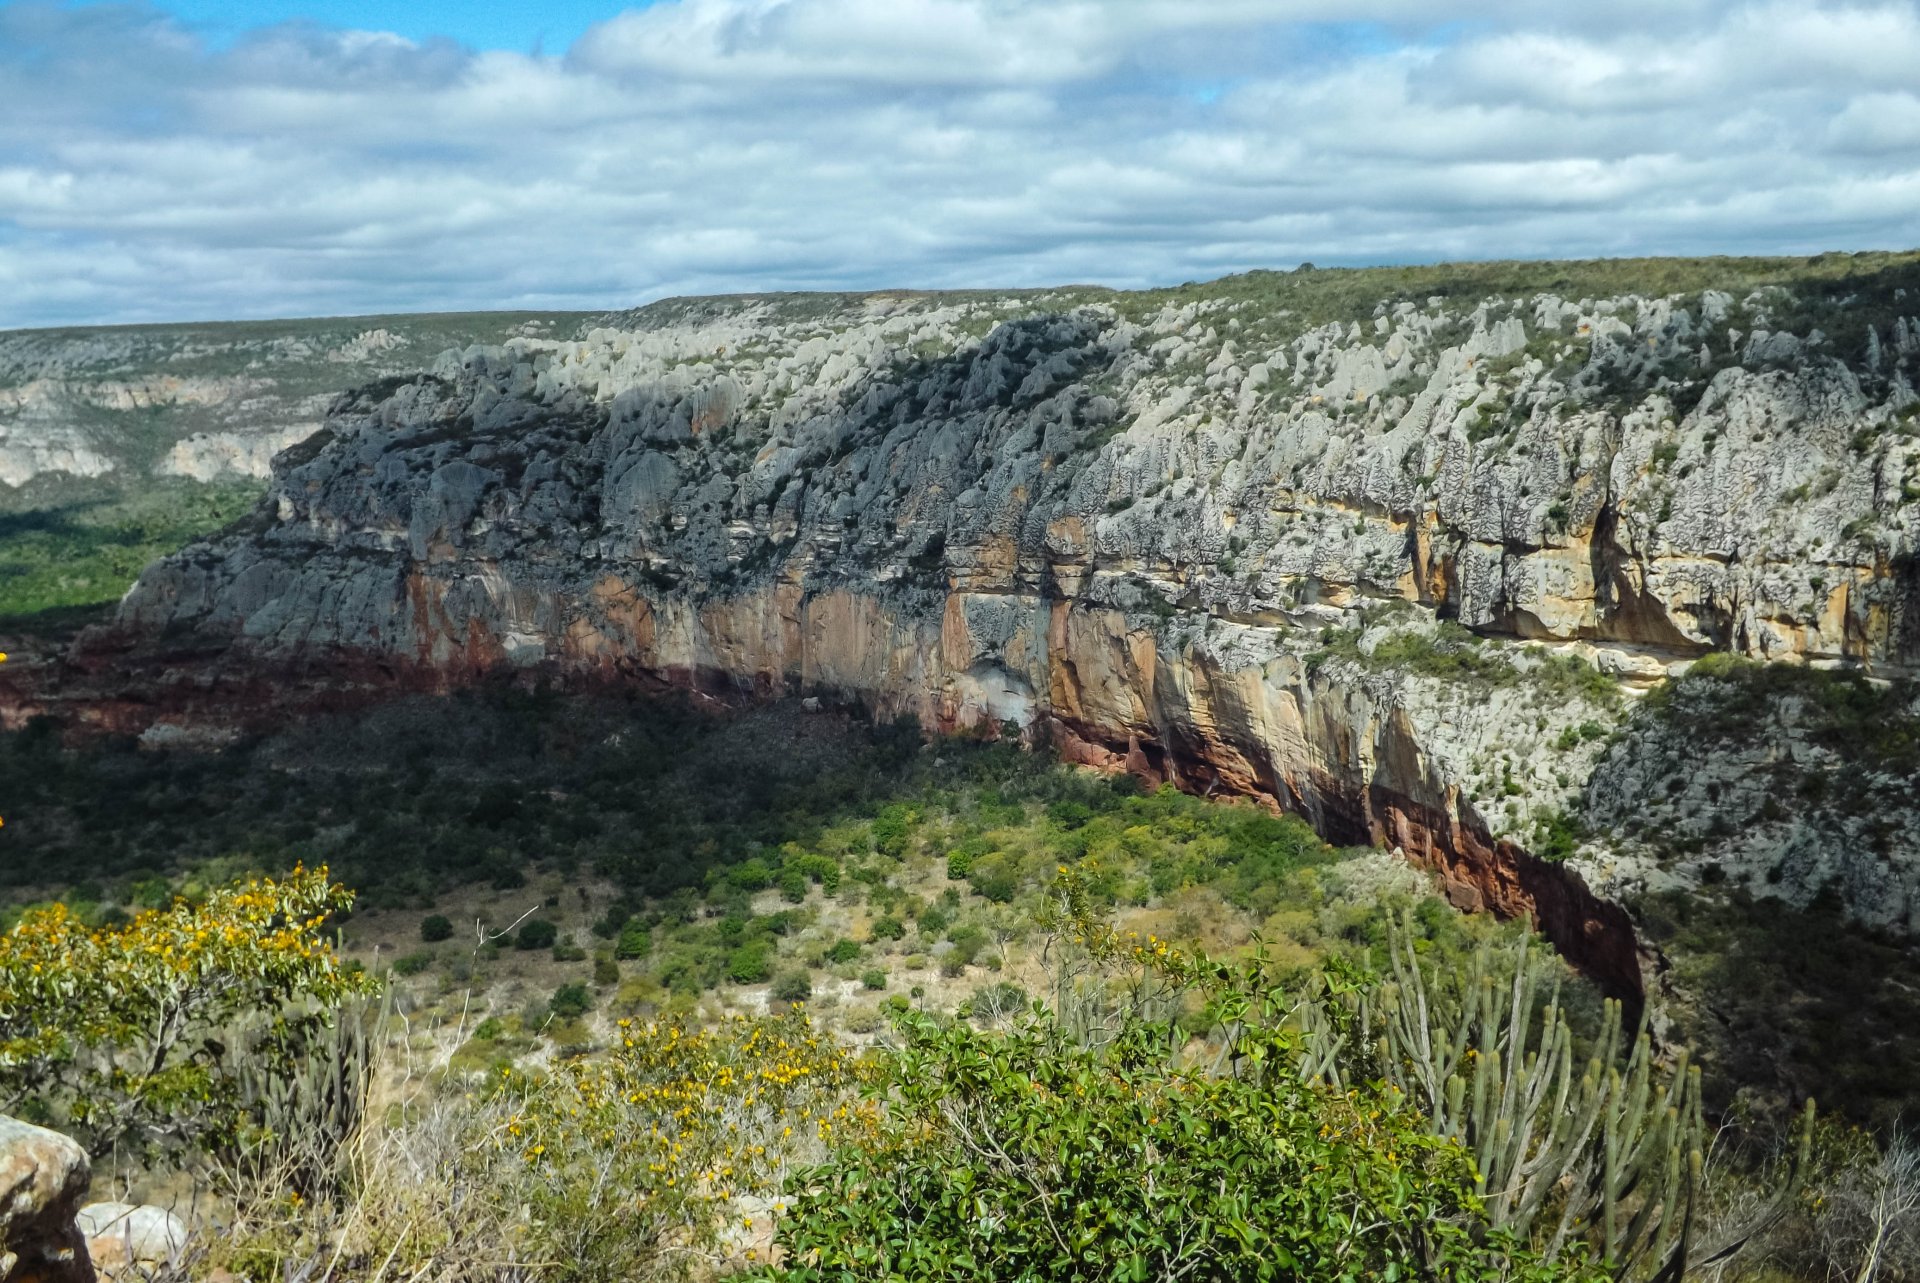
[0,0,1916,328]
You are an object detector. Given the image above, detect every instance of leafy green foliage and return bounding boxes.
[767,1009,1596,1283]
[727,942,775,985]
[548,982,592,1021]
[516,919,558,951]
[0,479,261,618]
[615,921,653,961]
[0,866,373,1160]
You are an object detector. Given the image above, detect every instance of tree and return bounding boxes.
[0,865,373,1160]
[516,919,558,951]
[615,921,653,960]
[769,1008,1595,1283]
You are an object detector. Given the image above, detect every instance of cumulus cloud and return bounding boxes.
[0,0,1917,327]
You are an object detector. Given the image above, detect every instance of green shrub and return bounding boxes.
[419,914,454,943]
[548,982,593,1021]
[727,943,774,985]
[593,956,620,987]
[870,805,915,858]
[590,903,632,939]
[868,915,906,942]
[551,935,587,962]
[770,971,813,1004]
[614,922,653,960]
[965,852,1021,903]
[391,950,435,977]
[768,1010,1596,1283]
[946,924,988,967]
[727,858,774,892]
[516,919,558,951]
[860,969,887,991]
[785,852,842,893]
[1533,809,1587,862]
[473,1016,504,1042]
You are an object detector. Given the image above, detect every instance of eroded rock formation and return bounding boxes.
[10,260,1920,991]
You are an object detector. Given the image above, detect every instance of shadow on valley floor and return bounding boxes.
[1639,888,1920,1134]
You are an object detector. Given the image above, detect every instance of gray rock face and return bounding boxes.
[0,1115,95,1283]
[0,314,583,493]
[1580,663,1920,934]
[58,263,1920,939]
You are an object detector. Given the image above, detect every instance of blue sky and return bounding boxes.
[95,0,651,52]
[2,0,1919,327]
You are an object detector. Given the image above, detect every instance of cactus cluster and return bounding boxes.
[218,995,385,1198]
[1298,919,1813,1280]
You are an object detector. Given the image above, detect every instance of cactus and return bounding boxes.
[215,992,387,1199]
[1296,915,1812,1280]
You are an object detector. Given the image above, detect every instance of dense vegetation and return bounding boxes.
[0,686,1356,917]
[0,856,1895,1283]
[4,681,1916,1280]
[0,477,260,617]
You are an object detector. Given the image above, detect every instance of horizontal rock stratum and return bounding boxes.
[10,255,1920,990]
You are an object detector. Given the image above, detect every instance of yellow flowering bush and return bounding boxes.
[488,1009,877,1282]
[0,865,373,1159]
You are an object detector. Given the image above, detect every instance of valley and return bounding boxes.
[5,252,1920,1279]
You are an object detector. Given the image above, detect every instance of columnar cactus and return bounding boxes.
[1297,917,1812,1280]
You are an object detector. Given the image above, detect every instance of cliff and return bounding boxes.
[9,255,1920,994]
[0,313,583,493]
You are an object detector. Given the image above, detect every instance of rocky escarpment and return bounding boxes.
[0,314,581,493]
[1581,656,1920,934]
[12,257,1920,993]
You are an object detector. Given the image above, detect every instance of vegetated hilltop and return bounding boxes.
[6,253,1920,1056]
[0,311,586,617]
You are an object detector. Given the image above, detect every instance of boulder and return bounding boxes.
[0,1115,95,1283]
[75,1205,187,1281]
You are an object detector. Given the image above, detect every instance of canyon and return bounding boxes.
[7,255,1920,1006]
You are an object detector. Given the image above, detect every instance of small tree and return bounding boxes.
[729,943,775,985]
[516,919,558,951]
[420,914,454,943]
[0,865,373,1160]
[770,1009,1596,1283]
[548,983,593,1022]
[615,921,653,960]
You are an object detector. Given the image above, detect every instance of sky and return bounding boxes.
[2,0,1919,328]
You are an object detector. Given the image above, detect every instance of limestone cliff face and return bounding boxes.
[0,315,579,490]
[16,263,1920,987]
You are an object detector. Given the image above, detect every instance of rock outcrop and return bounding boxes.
[0,1116,94,1283]
[74,1204,187,1282]
[10,257,1920,991]
[0,315,579,491]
